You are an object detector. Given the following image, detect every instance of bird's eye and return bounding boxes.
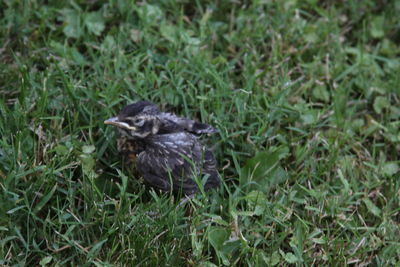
[133,118,145,126]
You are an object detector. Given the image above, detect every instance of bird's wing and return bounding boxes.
[136,133,203,193]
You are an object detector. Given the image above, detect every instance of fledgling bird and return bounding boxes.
[104,101,220,194]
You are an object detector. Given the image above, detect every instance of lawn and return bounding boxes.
[1,0,399,266]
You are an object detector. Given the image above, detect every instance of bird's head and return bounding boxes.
[104,101,161,139]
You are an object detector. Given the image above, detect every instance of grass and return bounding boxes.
[1,0,400,265]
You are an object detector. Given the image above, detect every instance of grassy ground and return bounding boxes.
[1,0,400,266]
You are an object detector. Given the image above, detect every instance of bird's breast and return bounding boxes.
[117,137,146,161]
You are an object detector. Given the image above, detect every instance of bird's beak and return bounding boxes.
[104,117,137,130]
[104,117,121,126]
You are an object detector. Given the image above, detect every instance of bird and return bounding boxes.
[104,101,220,195]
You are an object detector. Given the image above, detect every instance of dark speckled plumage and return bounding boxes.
[105,101,220,194]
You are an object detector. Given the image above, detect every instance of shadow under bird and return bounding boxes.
[104,101,220,194]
